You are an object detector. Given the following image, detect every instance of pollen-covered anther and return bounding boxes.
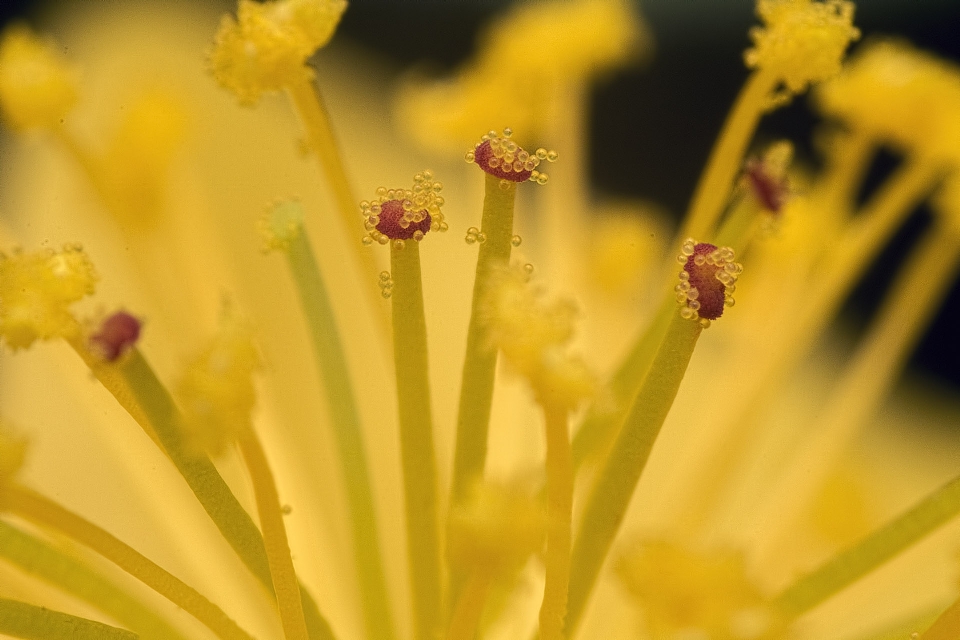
[361,171,448,246]
[675,240,742,327]
[466,128,557,185]
[89,310,141,363]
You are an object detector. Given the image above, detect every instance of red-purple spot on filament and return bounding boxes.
[745,159,788,214]
[90,311,141,362]
[473,140,533,182]
[684,243,726,321]
[375,199,432,240]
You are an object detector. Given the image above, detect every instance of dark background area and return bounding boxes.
[3,0,960,389]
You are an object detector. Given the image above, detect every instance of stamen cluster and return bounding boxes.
[465,128,557,186]
[676,240,742,327]
[360,171,448,247]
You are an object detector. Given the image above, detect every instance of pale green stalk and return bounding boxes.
[773,472,960,617]
[539,406,574,640]
[280,221,395,640]
[391,240,442,640]
[0,520,186,640]
[6,485,254,640]
[452,173,518,502]
[68,343,335,640]
[0,597,139,640]
[566,314,703,635]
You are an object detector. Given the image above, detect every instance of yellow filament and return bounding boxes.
[237,428,309,640]
[540,405,574,640]
[750,220,960,566]
[5,484,255,640]
[676,69,777,246]
[920,597,960,640]
[445,571,491,640]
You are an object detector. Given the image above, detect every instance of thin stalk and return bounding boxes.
[283,227,395,640]
[0,597,138,640]
[750,221,960,565]
[67,341,336,640]
[773,471,960,617]
[817,128,875,216]
[676,69,777,245]
[284,73,383,316]
[680,157,943,535]
[566,314,702,636]
[237,428,309,640]
[539,406,573,640]
[452,174,518,502]
[5,485,254,640]
[569,204,756,476]
[0,520,186,640]
[391,240,442,640]
[920,597,960,640]
[445,571,491,640]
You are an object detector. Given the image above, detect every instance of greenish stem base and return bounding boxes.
[0,597,138,640]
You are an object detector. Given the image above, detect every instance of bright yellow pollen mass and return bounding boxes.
[210,0,347,105]
[481,265,594,410]
[745,0,860,97]
[0,24,78,131]
[0,246,97,350]
[816,40,960,163]
[177,315,260,456]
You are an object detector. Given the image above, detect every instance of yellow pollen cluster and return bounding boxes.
[259,200,305,252]
[210,0,347,105]
[0,245,98,350]
[463,128,558,186]
[745,0,860,101]
[816,40,960,163]
[360,170,448,248]
[676,240,742,328]
[394,0,649,152]
[0,423,27,501]
[447,482,545,576]
[177,316,260,456]
[0,24,78,131]
[481,264,594,410]
[617,540,785,640]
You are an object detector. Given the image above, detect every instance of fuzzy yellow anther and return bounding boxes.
[816,40,960,163]
[210,0,347,105]
[617,540,786,640]
[481,264,593,410]
[0,245,97,350]
[745,0,859,101]
[177,314,260,456]
[260,200,305,252]
[0,24,78,131]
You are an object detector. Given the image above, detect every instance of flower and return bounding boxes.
[1,2,960,640]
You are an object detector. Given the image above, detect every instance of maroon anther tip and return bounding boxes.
[90,311,141,362]
[473,140,533,183]
[375,199,432,241]
[684,243,726,321]
[745,159,788,214]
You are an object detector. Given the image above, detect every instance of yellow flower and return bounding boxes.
[0,23,78,131]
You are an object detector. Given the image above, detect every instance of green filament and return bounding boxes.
[773,472,960,617]
[0,597,139,640]
[451,174,518,502]
[567,314,702,635]
[0,520,186,640]
[539,406,573,640]
[279,216,395,640]
[390,240,442,640]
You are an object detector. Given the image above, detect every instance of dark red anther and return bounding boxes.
[473,140,533,182]
[375,199,432,240]
[90,311,141,362]
[745,159,788,213]
[684,243,726,321]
